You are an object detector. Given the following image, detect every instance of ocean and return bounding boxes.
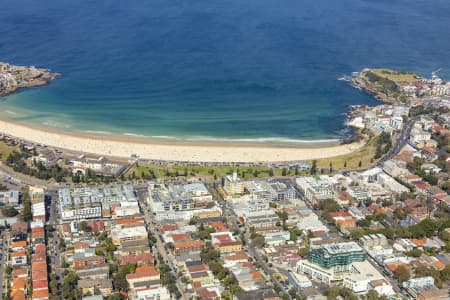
[0,0,449,142]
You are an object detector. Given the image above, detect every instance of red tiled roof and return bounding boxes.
[32,271,48,281]
[223,251,248,261]
[12,268,28,277]
[120,253,154,265]
[252,271,262,280]
[32,280,48,289]
[12,241,27,248]
[126,265,160,280]
[174,240,205,249]
[115,217,145,225]
[329,211,352,218]
[11,251,27,257]
[413,181,429,189]
[32,289,50,299]
[171,233,190,241]
[188,264,209,273]
[74,242,90,250]
[32,262,48,272]
[409,238,426,246]
[160,224,179,232]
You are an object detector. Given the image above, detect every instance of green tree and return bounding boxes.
[326,286,341,299]
[21,191,32,222]
[2,206,18,217]
[441,265,450,281]
[79,221,92,232]
[62,271,79,300]
[113,264,137,291]
[311,160,317,174]
[394,265,410,283]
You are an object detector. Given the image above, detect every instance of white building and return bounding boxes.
[377,173,409,194]
[183,183,213,202]
[0,190,19,205]
[288,271,313,290]
[263,231,290,246]
[148,183,213,213]
[409,128,431,148]
[403,276,435,290]
[114,201,140,218]
[132,286,171,300]
[296,176,336,206]
[343,261,391,295]
[59,184,137,220]
[296,209,328,233]
[61,206,102,221]
[223,172,244,195]
[297,259,342,284]
[244,209,280,230]
[383,160,409,178]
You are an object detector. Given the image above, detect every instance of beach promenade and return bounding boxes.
[0,119,363,163]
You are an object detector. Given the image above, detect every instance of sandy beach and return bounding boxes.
[0,119,363,162]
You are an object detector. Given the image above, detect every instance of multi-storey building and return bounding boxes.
[174,240,205,255]
[296,176,336,206]
[58,184,137,220]
[222,172,244,195]
[297,242,366,284]
[308,242,365,272]
[148,182,214,213]
[243,210,281,232]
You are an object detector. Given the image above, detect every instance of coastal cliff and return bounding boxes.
[352,68,419,103]
[0,62,59,96]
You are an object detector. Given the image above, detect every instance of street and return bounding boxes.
[136,186,189,300]
[217,188,292,299]
[0,230,9,300]
[376,117,417,166]
[46,189,64,296]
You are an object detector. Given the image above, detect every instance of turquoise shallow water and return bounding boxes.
[0,0,449,141]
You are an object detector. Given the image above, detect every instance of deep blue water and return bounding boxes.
[0,0,449,141]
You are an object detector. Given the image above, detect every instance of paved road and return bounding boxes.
[136,187,188,300]
[218,191,291,299]
[0,161,51,187]
[0,231,10,300]
[46,189,64,295]
[376,117,417,166]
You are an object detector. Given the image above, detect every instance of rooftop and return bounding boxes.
[323,242,362,255]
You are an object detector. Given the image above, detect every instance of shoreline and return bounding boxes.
[0,62,60,97]
[0,118,364,163]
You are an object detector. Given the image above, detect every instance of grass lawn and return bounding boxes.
[0,141,18,161]
[126,164,285,180]
[314,136,378,171]
[370,69,418,83]
[125,137,379,180]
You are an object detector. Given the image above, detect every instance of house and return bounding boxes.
[74,255,106,269]
[211,232,242,253]
[410,128,431,148]
[11,240,27,252]
[78,279,113,297]
[11,251,28,267]
[120,253,154,266]
[421,163,442,175]
[126,266,165,300]
[0,190,19,206]
[132,286,171,300]
[174,240,205,255]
